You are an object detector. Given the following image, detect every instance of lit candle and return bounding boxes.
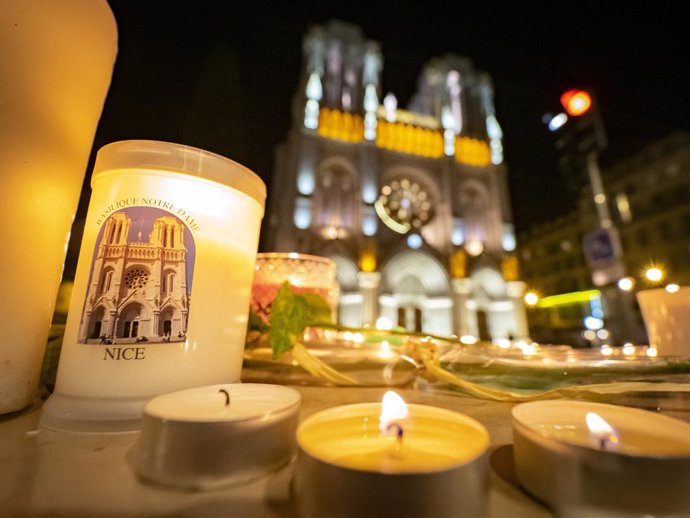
[512,400,690,516]
[295,391,490,518]
[585,412,620,451]
[136,383,300,490]
[0,0,117,414]
[250,252,339,323]
[41,141,266,432]
[379,390,408,439]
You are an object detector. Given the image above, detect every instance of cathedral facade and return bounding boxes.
[263,21,528,341]
[79,208,192,344]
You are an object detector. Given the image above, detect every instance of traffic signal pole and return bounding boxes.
[586,150,611,228]
[586,149,643,345]
[589,98,647,345]
[549,89,645,346]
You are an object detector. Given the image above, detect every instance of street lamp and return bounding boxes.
[644,266,664,283]
[524,292,539,306]
[617,277,635,291]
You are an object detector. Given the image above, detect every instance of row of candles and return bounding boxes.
[20,130,687,517]
[136,383,690,517]
[4,117,687,516]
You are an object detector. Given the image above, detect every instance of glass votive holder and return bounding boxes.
[637,286,690,358]
[250,253,339,323]
[41,140,266,432]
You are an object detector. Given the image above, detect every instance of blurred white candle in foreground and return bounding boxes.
[41,141,266,432]
[0,0,117,414]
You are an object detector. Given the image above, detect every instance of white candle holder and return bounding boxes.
[41,140,266,432]
[512,400,690,516]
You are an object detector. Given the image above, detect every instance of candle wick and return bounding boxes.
[219,389,230,407]
[386,422,404,442]
[599,437,606,450]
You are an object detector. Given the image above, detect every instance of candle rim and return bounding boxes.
[91,167,265,218]
[512,400,690,459]
[255,252,337,267]
[298,401,489,429]
[93,140,266,210]
[144,383,301,423]
[297,401,490,473]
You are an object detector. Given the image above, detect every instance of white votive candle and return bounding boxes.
[41,140,266,432]
[136,383,301,490]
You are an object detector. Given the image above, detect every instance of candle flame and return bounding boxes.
[380,391,409,436]
[377,341,395,360]
[585,412,620,450]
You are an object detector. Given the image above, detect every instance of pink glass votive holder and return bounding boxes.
[251,253,339,323]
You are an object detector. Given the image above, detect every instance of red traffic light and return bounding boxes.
[560,89,592,116]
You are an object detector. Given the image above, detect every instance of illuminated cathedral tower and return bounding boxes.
[264,20,528,341]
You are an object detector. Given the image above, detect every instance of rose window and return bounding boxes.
[376,178,433,233]
[124,268,149,289]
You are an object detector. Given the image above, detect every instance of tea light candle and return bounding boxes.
[294,391,489,518]
[512,400,690,516]
[136,383,300,490]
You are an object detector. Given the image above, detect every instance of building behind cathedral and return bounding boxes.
[262,20,527,341]
[520,131,690,346]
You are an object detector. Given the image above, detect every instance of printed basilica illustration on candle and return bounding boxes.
[78,207,195,345]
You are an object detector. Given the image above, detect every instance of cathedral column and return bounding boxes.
[108,311,118,338]
[452,278,475,338]
[152,310,160,339]
[78,310,92,341]
[357,271,380,326]
[506,280,529,340]
[181,309,189,334]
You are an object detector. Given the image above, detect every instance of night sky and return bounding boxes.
[83,0,688,235]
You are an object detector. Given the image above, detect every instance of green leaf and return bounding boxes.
[247,309,268,332]
[301,292,333,325]
[266,282,335,359]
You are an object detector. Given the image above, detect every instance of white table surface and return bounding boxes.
[5,379,686,518]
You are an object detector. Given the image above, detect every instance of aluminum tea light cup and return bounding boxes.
[136,383,300,490]
[512,400,690,517]
[294,391,490,518]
